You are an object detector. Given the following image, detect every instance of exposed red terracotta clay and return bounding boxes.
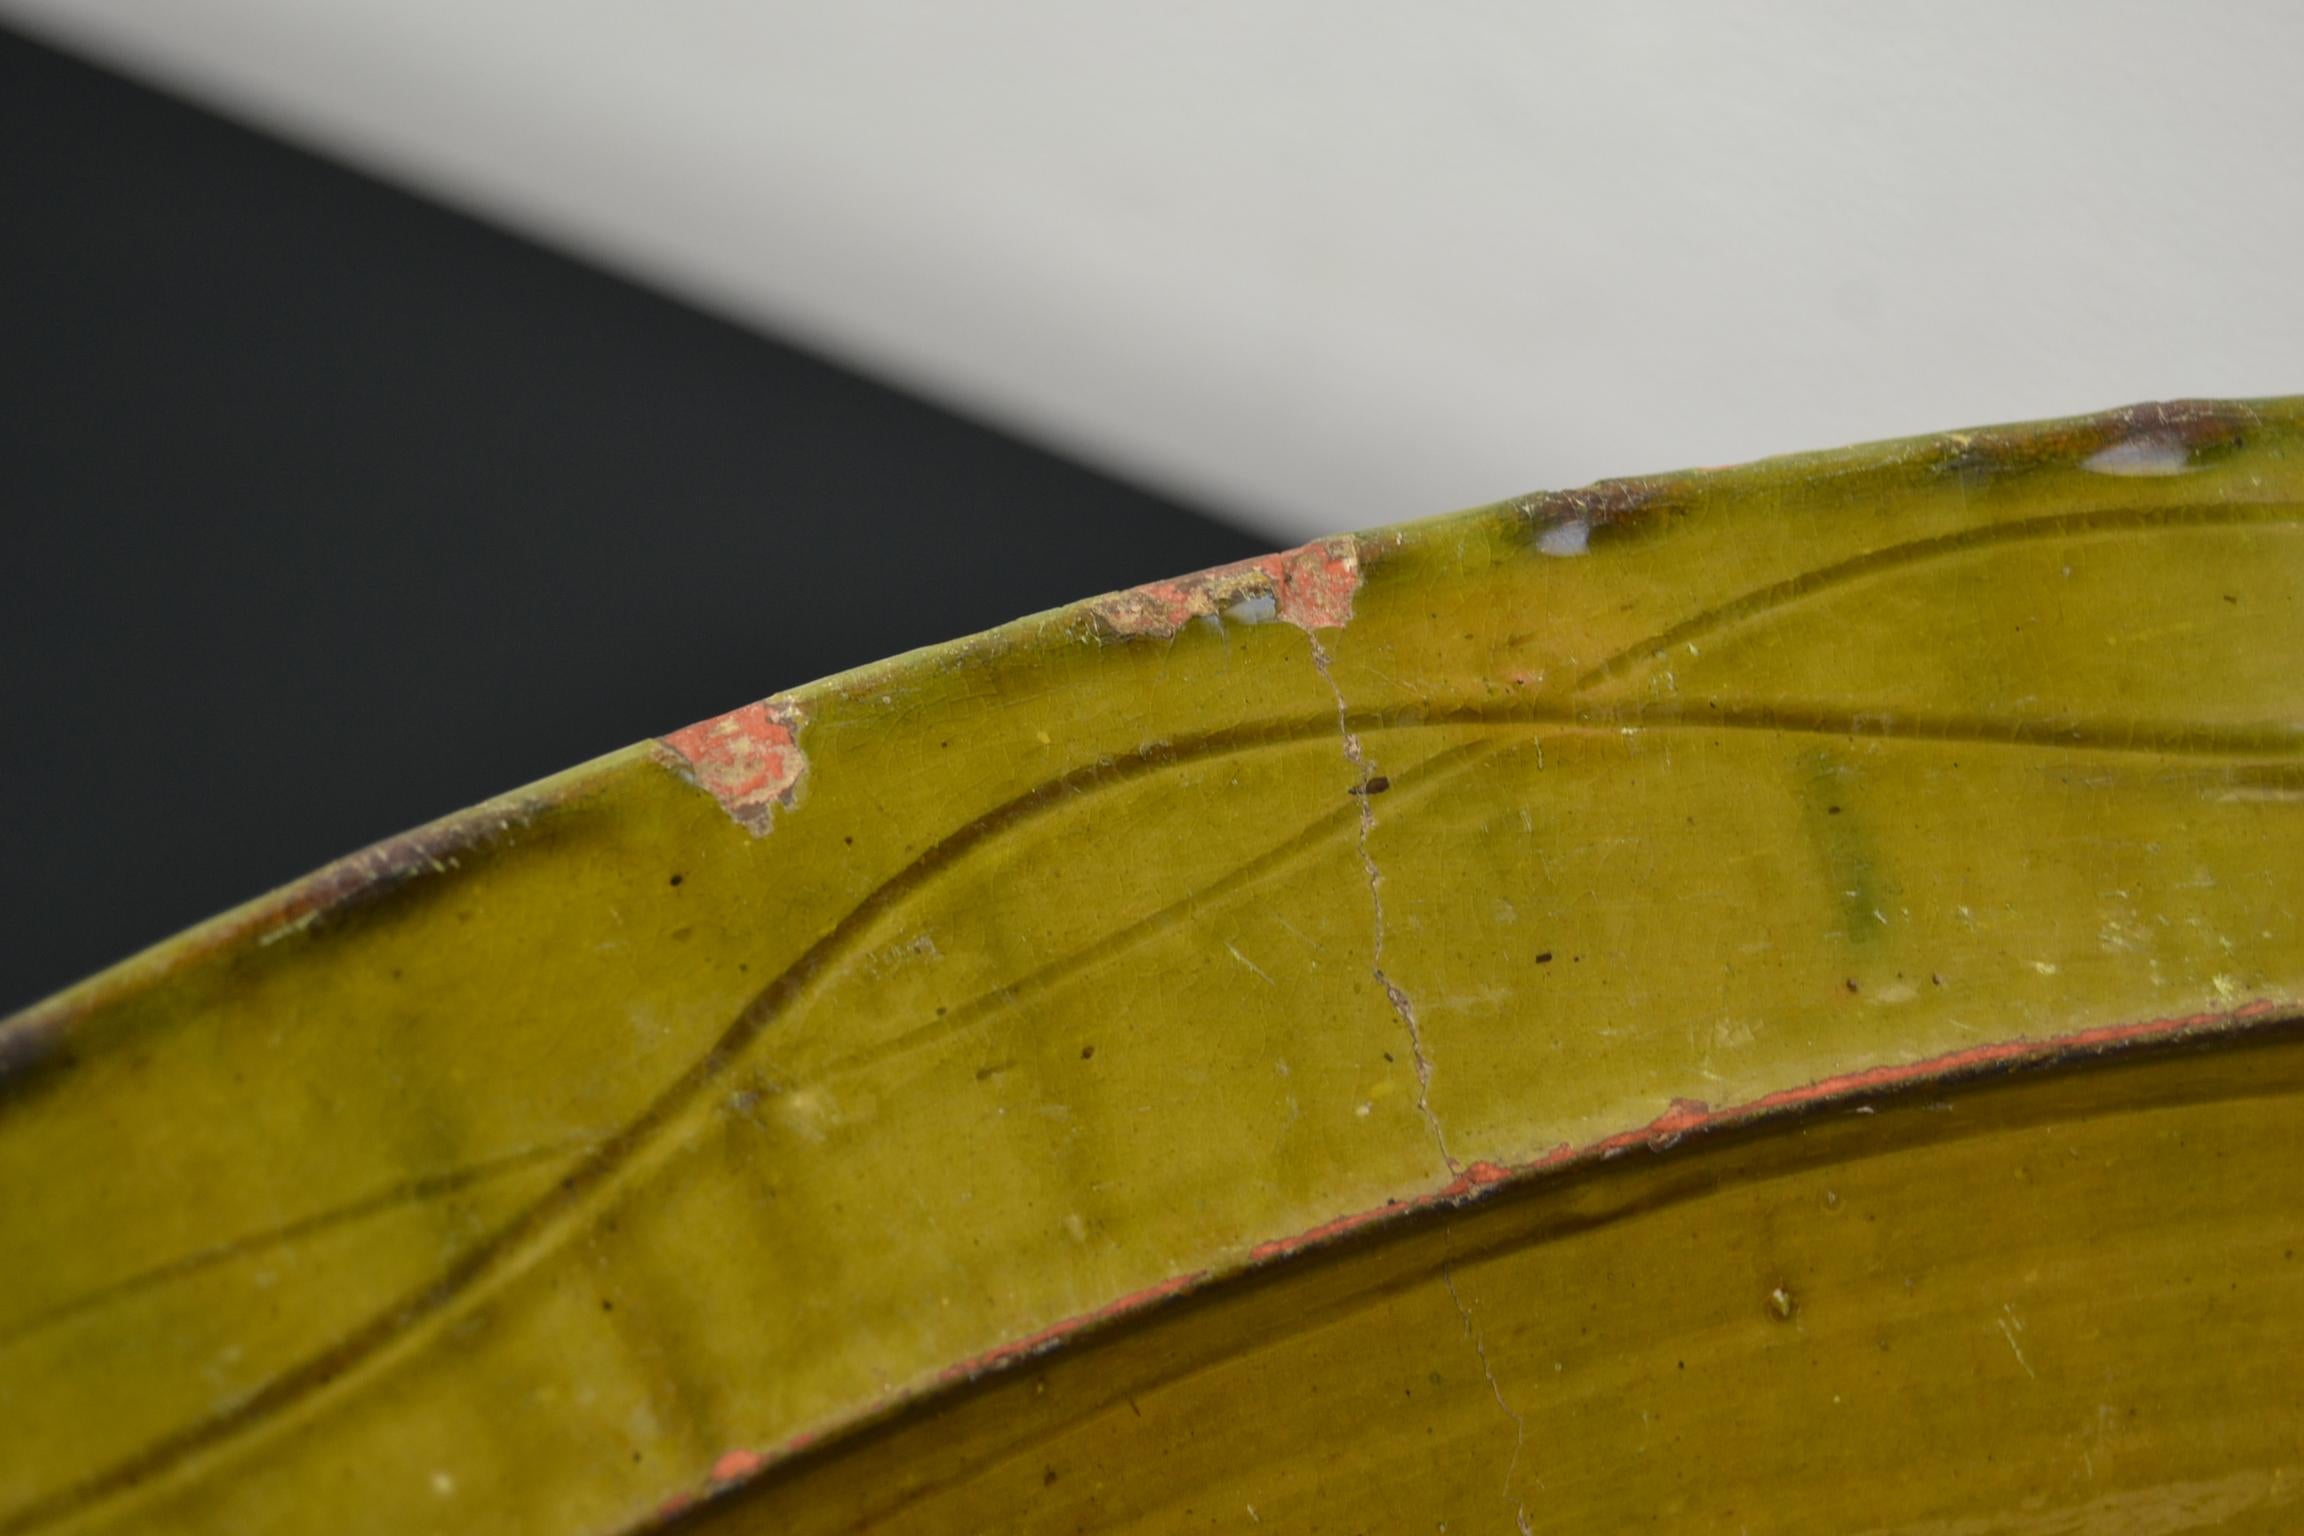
[710,1448,765,1483]
[1444,1159,1516,1193]
[1243,1202,1399,1260]
[658,698,807,836]
[934,1270,1209,1385]
[1091,537,1361,639]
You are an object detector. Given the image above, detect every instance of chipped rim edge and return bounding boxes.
[0,762,604,1075]
[1502,395,2278,542]
[655,697,811,838]
[638,998,2300,1529]
[6,396,2297,1059]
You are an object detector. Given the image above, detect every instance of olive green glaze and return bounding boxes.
[679,1026,2304,1533]
[0,399,2299,1533]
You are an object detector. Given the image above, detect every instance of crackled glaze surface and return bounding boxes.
[2,400,2300,1534]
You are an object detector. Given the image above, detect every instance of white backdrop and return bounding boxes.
[8,2,2299,539]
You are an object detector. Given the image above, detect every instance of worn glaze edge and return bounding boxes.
[10,394,2289,1069]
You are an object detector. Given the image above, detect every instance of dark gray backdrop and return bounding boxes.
[0,27,1263,1012]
